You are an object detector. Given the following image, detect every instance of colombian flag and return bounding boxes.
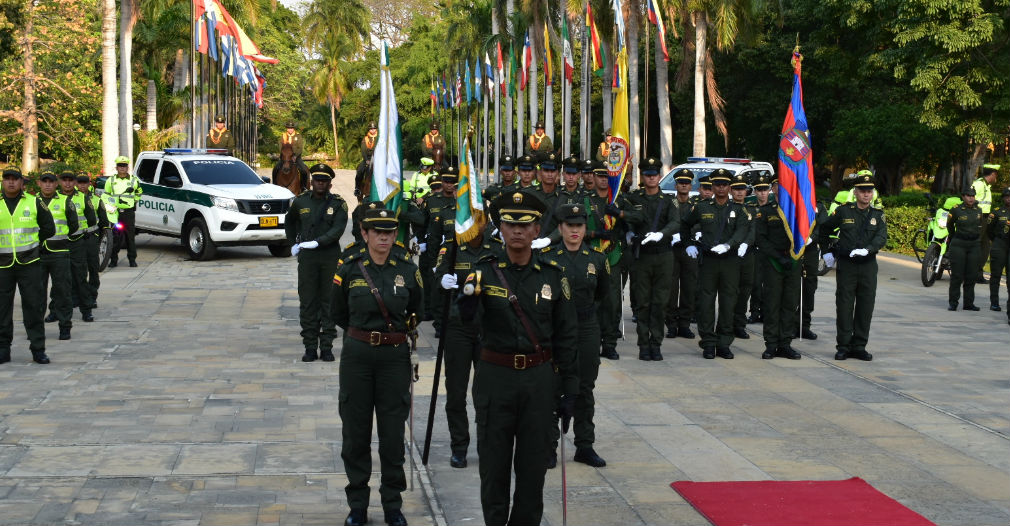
[776,51,817,259]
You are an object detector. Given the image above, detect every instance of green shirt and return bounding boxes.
[988,205,1010,243]
[680,198,749,251]
[435,240,500,320]
[624,189,680,245]
[544,244,610,312]
[331,250,423,332]
[947,203,984,241]
[819,203,887,255]
[284,191,348,252]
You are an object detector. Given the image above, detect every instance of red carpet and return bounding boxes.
[671,477,936,526]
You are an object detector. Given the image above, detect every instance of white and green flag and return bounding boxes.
[455,136,484,242]
[370,40,402,212]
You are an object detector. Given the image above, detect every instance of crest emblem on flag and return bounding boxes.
[606,136,629,177]
[780,128,811,163]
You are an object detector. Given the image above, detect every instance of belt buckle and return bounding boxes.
[369,331,382,346]
[513,354,527,370]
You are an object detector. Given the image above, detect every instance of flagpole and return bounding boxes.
[483,81,490,188]
[190,1,197,147]
[643,18,650,157]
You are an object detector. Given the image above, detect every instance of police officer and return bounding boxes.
[973,164,999,283]
[104,156,142,267]
[61,171,97,322]
[819,173,887,361]
[623,158,679,360]
[946,187,984,311]
[797,197,829,340]
[285,163,349,362]
[77,174,106,309]
[729,173,756,340]
[745,173,774,323]
[279,121,305,157]
[206,115,235,150]
[665,168,697,339]
[361,122,378,166]
[589,162,632,360]
[559,155,584,202]
[988,188,1010,318]
[331,204,422,526]
[595,129,611,162]
[482,155,516,206]
[547,203,609,468]
[529,153,562,248]
[515,155,537,190]
[680,169,749,359]
[424,168,458,322]
[754,190,802,360]
[457,190,577,526]
[405,158,437,203]
[526,121,553,156]
[421,122,446,159]
[434,226,498,468]
[38,172,77,340]
[0,168,56,364]
[580,159,596,193]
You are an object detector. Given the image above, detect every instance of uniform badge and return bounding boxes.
[730,211,736,218]
[394,274,406,287]
[541,283,552,300]
[415,269,423,287]
[327,207,334,215]
[561,277,571,300]
[587,263,596,275]
[870,217,877,226]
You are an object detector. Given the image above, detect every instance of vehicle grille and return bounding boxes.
[237,199,290,215]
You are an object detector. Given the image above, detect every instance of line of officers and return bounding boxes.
[284,153,891,526]
[0,167,119,366]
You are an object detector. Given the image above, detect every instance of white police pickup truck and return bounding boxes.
[659,157,776,196]
[101,149,295,261]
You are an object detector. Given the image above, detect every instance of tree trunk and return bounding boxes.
[627,2,640,180]
[655,28,673,172]
[146,79,157,130]
[102,0,119,175]
[20,0,38,173]
[330,100,340,166]
[692,11,707,157]
[119,0,135,162]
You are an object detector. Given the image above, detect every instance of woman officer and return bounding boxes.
[331,202,424,526]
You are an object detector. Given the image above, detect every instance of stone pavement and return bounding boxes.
[0,169,1006,525]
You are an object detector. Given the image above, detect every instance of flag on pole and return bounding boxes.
[442,73,451,109]
[465,60,473,103]
[543,23,553,87]
[777,51,817,259]
[369,41,402,214]
[561,16,575,82]
[211,0,278,64]
[455,136,485,242]
[612,0,626,48]
[455,67,463,107]
[485,52,495,101]
[474,58,482,103]
[607,0,630,205]
[586,4,607,77]
[520,31,531,91]
[508,44,518,97]
[430,79,438,115]
[645,0,669,61]
[497,42,506,97]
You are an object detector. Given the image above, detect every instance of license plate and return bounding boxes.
[259,216,278,227]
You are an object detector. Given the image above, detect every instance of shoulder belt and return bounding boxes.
[491,266,544,353]
[357,260,394,332]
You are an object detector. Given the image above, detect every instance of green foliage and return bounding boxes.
[882,205,930,254]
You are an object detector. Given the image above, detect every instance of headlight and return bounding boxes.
[937,212,948,229]
[212,197,239,212]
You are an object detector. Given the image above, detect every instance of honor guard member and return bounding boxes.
[797,196,828,339]
[279,121,309,175]
[819,173,887,361]
[38,172,78,339]
[665,168,698,339]
[423,167,458,323]
[623,158,680,361]
[104,156,142,267]
[434,226,498,469]
[754,188,802,360]
[987,188,1010,319]
[456,190,577,526]
[361,122,378,165]
[421,122,446,159]
[515,154,537,189]
[61,171,97,322]
[482,155,517,206]
[595,129,611,162]
[945,186,984,311]
[547,203,609,468]
[529,153,562,249]
[589,162,633,360]
[697,175,714,200]
[206,115,235,151]
[559,155,585,203]
[680,168,749,359]
[581,159,596,193]
[526,121,554,156]
[973,164,999,283]
[746,174,774,322]
[1,168,56,364]
[285,164,349,362]
[77,174,106,309]
[729,173,756,340]
[331,204,422,526]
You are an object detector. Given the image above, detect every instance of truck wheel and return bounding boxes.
[183,217,217,261]
[97,230,114,271]
[268,244,291,257]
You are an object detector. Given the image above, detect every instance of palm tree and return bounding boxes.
[134,0,188,131]
[102,0,119,174]
[310,35,354,165]
[120,0,138,159]
[304,0,370,55]
[654,0,673,171]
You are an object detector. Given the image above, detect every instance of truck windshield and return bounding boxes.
[181,159,263,185]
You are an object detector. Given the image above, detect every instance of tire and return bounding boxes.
[817,256,831,276]
[911,229,928,263]
[268,244,291,257]
[183,217,217,261]
[921,243,940,287]
[97,230,114,272]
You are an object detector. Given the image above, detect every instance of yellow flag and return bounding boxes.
[606,49,630,200]
[543,23,553,86]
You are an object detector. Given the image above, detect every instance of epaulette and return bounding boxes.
[581,249,590,255]
[341,250,363,265]
[544,246,557,254]
[344,241,356,250]
[592,246,605,254]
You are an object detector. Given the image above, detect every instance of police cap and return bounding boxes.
[441,165,458,184]
[535,121,545,130]
[39,171,58,182]
[59,171,76,180]
[558,203,587,225]
[2,168,22,179]
[517,154,536,170]
[308,163,335,181]
[853,173,876,188]
[581,159,595,174]
[710,168,732,184]
[285,121,296,128]
[428,179,443,190]
[752,171,772,189]
[562,155,581,173]
[499,155,515,170]
[361,201,399,231]
[493,190,546,224]
[77,173,92,183]
[592,160,609,178]
[214,115,226,123]
[539,153,559,171]
[368,121,377,130]
[430,122,440,131]
[961,186,976,197]
[982,164,1000,176]
[730,172,749,189]
[640,157,661,176]
[674,169,693,183]
[419,157,435,167]
[698,175,712,188]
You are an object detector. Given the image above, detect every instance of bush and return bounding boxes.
[882,205,930,255]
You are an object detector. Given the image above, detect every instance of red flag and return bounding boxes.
[776,52,817,259]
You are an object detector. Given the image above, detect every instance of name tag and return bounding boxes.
[484,285,507,298]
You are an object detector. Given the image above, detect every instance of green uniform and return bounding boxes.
[425,193,456,319]
[819,203,887,356]
[732,199,757,332]
[624,190,679,353]
[483,181,517,210]
[361,134,377,163]
[800,202,829,332]
[331,250,423,514]
[421,131,446,158]
[462,249,578,526]
[987,204,1010,315]
[665,195,698,335]
[746,194,776,320]
[0,192,56,362]
[584,192,632,355]
[528,186,562,235]
[284,191,348,355]
[947,203,984,306]
[39,193,77,330]
[207,128,235,150]
[680,198,749,350]
[755,202,800,350]
[525,133,554,156]
[67,189,96,317]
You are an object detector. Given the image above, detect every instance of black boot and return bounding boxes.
[734,327,749,339]
[109,256,118,268]
[59,328,71,341]
[851,350,874,361]
[677,326,695,339]
[964,304,980,311]
[44,312,57,323]
[716,347,734,359]
[800,328,818,340]
[702,347,716,359]
[450,452,467,468]
[665,325,677,338]
[32,351,50,364]
[948,302,958,311]
[319,349,335,362]
[573,447,607,467]
[344,508,368,526]
[600,346,619,360]
[650,347,663,361]
[638,346,652,361]
[383,509,408,526]
[301,349,318,362]
[129,260,138,267]
[0,349,10,364]
[834,349,849,360]
[82,313,95,322]
[762,348,775,359]
[776,345,801,360]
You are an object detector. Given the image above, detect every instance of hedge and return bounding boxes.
[882,205,930,255]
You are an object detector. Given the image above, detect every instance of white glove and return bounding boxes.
[849,248,869,257]
[670,233,682,246]
[440,274,459,290]
[686,246,699,259]
[823,253,836,268]
[491,228,500,238]
[418,243,427,254]
[290,244,301,256]
[642,232,663,245]
[301,240,319,250]
[409,236,418,246]
[711,243,730,255]
[737,243,748,257]
[694,231,703,241]
[531,237,551,249]
[626,231,635,244]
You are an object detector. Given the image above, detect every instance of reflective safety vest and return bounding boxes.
[69,190,89,240]
[104,174,142,209]
[0,193,42,267]
[87,192,102,233]
[41,194,71,253]
[971,177,992,214]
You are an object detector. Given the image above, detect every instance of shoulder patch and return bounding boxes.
[561,277,571,300]
[333,272,343,285]
[416,269,423,288]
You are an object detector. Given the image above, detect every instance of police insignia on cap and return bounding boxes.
[541,284,552,300]
[513,192,523,203]
[572,206,580,213]
[379,210,388,218]
[369,202,378,209]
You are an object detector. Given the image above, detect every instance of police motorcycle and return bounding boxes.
[96,190,122,271]
[912,193,960,287]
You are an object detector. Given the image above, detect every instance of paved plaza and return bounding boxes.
[0,171,1007,525]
